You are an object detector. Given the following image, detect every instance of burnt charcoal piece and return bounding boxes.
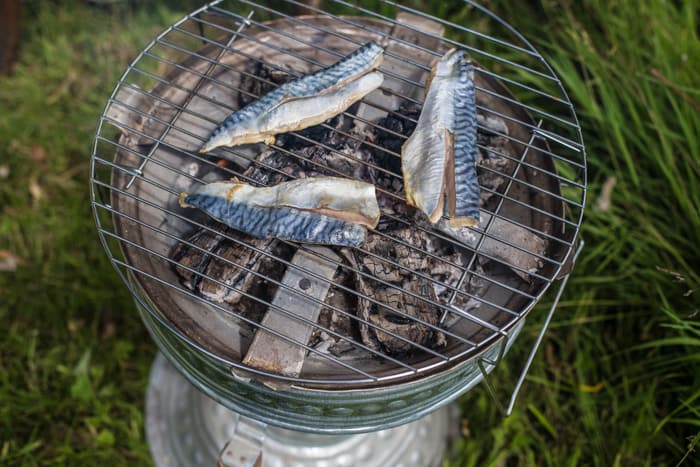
[198,237,277,305]
[171,221,228,291]
[372,103,421,188]
[356,274,447,356]
[237,61,294,109]
[244,149,303,184]
[171,221,279,307]
[343,230,457,356]
[295,141,372,181]
[275,118,337,150]
[476,113,516,209]
[310,258,358,355]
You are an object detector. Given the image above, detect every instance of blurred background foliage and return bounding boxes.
[0,0,698,465]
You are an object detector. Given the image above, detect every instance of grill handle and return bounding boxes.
[477,238,583,416]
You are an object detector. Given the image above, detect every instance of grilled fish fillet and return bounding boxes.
[200,41,384,152]
[402,49,480,226]
[179,177,380,247]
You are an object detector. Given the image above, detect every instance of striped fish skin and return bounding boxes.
[200,41,384,153]
[179,177,380,247]
[181,195,366,246]
[401,49,463,223]
[212,71,383,150]
[448,57,480,227]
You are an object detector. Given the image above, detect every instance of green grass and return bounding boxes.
[1,0,698,465]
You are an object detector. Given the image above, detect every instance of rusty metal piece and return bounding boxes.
[242,246,340,378]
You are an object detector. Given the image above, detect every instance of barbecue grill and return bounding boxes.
[90,1,586,465]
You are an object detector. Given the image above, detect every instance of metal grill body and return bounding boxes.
[91,0,586,434]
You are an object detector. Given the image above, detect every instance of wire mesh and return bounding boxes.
[90,0,586,387]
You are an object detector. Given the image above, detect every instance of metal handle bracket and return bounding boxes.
[477,238,584,416]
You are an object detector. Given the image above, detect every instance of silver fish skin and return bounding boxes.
[200,41,384,152]
[401,49,463,223]
[207,71,383,151]
[448,56,479,227]
[179,177,380,247]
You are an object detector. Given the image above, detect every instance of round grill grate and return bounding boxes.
[90,0,585,431]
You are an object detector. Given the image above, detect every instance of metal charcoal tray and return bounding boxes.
[91,0,586,433]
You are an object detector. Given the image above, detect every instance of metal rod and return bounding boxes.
[98,127,558,293]
[118,65,583,208]
[443,120,545,323]
[475,239,583,414]
[106,239,483,385]
[504,239,584,415]
[94,196,456,361]
[172,6,582,152]
[281,0,559,83]
[100,226,437,367]
[111,255,378,380]
[101,95,573,268]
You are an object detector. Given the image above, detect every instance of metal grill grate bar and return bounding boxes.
[217,3,561,129]
[149,30,582,179]
[95,200,464,360]
[184,15,585,162]
[96,137,527,321]
[128,58,584,194]
[126,54,583,198]
[110,255,379,381]
[378,0,538,57]
[280,0,560,83]
[442,120,542,322]
[107,246,501,386]
[100,228,441,369]
[102,94,573,267]
[94,192,518,381]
